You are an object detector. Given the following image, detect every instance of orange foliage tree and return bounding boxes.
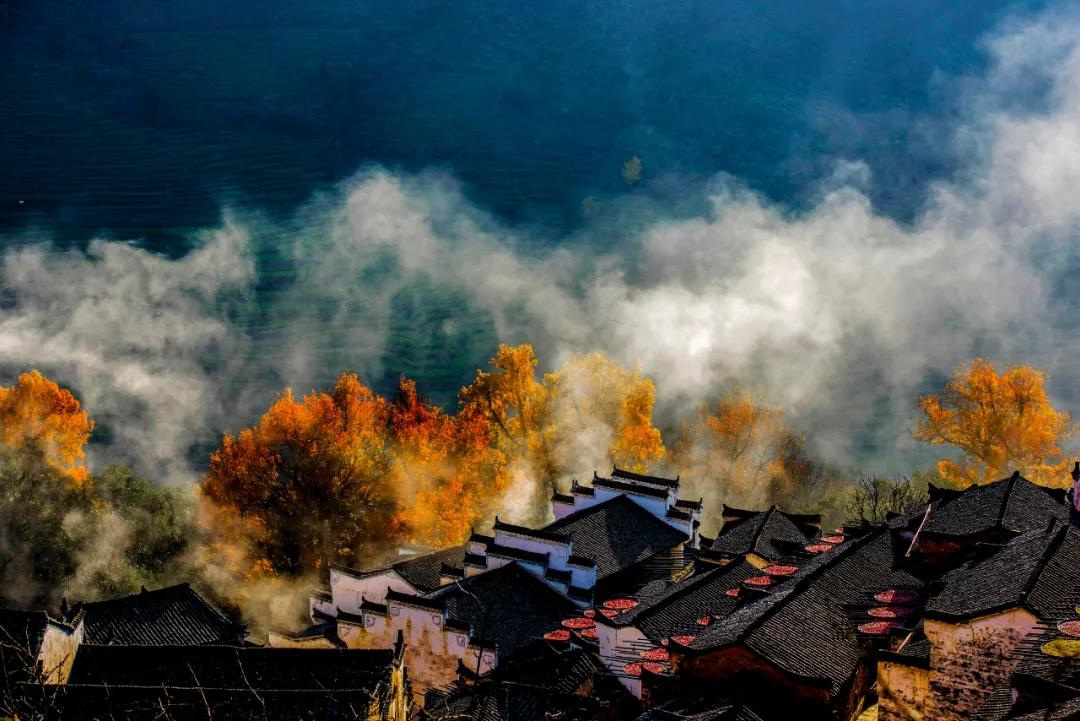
[0,370,93,485]
[458,344,556,518]
[669,388,816,509]
[459,345,665,521]
[549,353,665,474]
[389,378,508,547]
[201,373,396,576]
[202,344,667,574]
[458,344,552,470]
[913,358,1075,487]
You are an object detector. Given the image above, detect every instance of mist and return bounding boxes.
[2,7,1080,489]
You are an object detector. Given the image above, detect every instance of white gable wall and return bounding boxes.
[330,569,417,613]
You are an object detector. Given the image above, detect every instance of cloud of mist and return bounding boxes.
[1,7,1079,489]
[0,224,255,485]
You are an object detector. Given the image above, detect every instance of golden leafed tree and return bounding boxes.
[389,378,508,548]
[548,353,664,474]
[458,345,665,522]
[458,344,554,498]
[669,388,811,510]
[201,372,396,576]
[913,358,1075,487]
[0,370,94,486]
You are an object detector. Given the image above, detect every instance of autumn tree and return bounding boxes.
[201,373,396,576]
[548,353,664,474]
[389,378,508,547]
[0,371,93,485]
[913,358,1075,487]
[458,344,551,466]
[669,389,790,507]
[669,387,842,521]
[459,345,666,522]
[457,344,555,520]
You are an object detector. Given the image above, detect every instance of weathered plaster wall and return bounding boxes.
[266,632,335,649]
[340,603,494,692]
[39,619,83,683]
[877,660,929,721]
[923,609,1038,721]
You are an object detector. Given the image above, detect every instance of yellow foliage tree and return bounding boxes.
[912,358,1075,487]
[550,353,664,474]
[669,388,793,507]
[0,370,94,486]
[201,373,396,575]
[458,344,555,498]
[459,345,665,520]
[389,378,509,548]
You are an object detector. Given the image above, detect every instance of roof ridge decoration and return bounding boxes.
[746,507,777,551]
[78,582,236,628]
[610,465,680,487]
[997,470,1023,529]
[591,475,670,500]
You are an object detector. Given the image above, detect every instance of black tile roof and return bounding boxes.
[429,563,576,657]
[1013,641,1080,692]
[480,644,608,695]
[377,546,470,594]
[675,498,704,511]
[687,528,923,694]
[334,545,468,595]
[423,680,604,721]
[878,629,931,669]
[440,563,464,579]
[75,584,245,646]
[67,644,395,689]
[603,560,758,642]
[610,466,680,489]
[542,495,688,580]
[925,522,1080,622]
[635,695,766,721]
[721,504,821,527]
[972,617,1080,721]
[921,473,1068,539]
[1009,696,1080,721]
[708,506,819,561]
